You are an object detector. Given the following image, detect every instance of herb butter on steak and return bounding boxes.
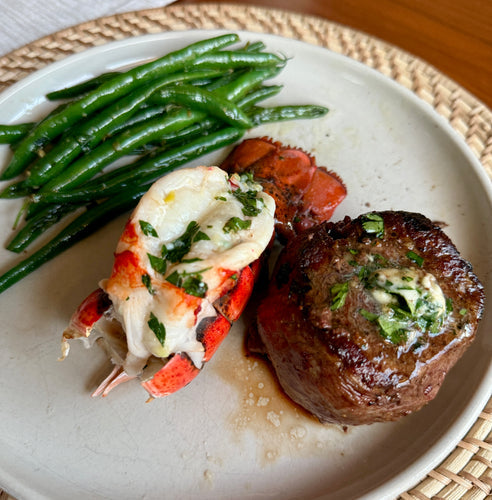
[255,211,485,425]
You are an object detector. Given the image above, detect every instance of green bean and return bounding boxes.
[34,127,244,206]
[0,103,85,198]
[45,72,122,101]
[200,68,244,92]
[43,40,265,101]
[33,110,200,195]
[80,104,328,199]
[242,41,266,52]
[192,51,284,70]
[32,68,276,197]
[155,84,253,128]
[86,52,275,143]
[249,104,329,126]
[122,119,222,157]
[101,104,167,138]
[189,42,268,91]
[0,184,147,294]
[0,180,32,199]
[28,71,274,217]
[0,33,240,180]
[128,85,283,152]
[0,103,73,150]
[235,85,283,108]
[0,123,35,144]
[96,85,282,160]
[6,204,75,253]
[31,102,323,209]
[7,101,74,153]
[132,84,283,153]
[208,64,281,101]
[0,99,73,148]
[29,84,284,208]
[22,69,223,190]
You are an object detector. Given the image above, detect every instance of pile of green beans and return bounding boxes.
[0,34,328,294]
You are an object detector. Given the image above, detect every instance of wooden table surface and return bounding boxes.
[176,0,492,109]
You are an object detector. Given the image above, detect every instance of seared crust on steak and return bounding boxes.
[256,211,485,425]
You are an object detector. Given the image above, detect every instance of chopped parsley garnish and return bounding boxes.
[373,253,389,266]
[239,172,255,183]
[232,187,264,217]
[139,220,158,238]
[223,217,252,233]
[359,308,378,322]
[330,282,349,310]
[459,308,467,315]
[141,273,155,295]
[361,213,384,238]
[377,316,409,343]
[407,250,424,267]
[359,267,448,344]
[358,265,370,282]
[166,268,211,298]
[215,196,227,201]
[360,308,409,343]
[162,221,210,264]
[147,253,167,275]
[148,312,166,347]
[446,297,453,314]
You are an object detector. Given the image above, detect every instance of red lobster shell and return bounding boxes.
[220,137,347,241]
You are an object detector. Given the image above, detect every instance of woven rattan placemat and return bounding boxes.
[0,4,490,500]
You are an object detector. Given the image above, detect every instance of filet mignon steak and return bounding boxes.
[256,211,485,425]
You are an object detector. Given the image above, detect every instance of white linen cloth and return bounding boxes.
[0,0,177,56]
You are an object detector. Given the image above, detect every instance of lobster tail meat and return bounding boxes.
[62,137,346,400]
[220,137,346,240]
[61,166,275,398]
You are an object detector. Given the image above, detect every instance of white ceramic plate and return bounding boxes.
[0,30,490,500]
